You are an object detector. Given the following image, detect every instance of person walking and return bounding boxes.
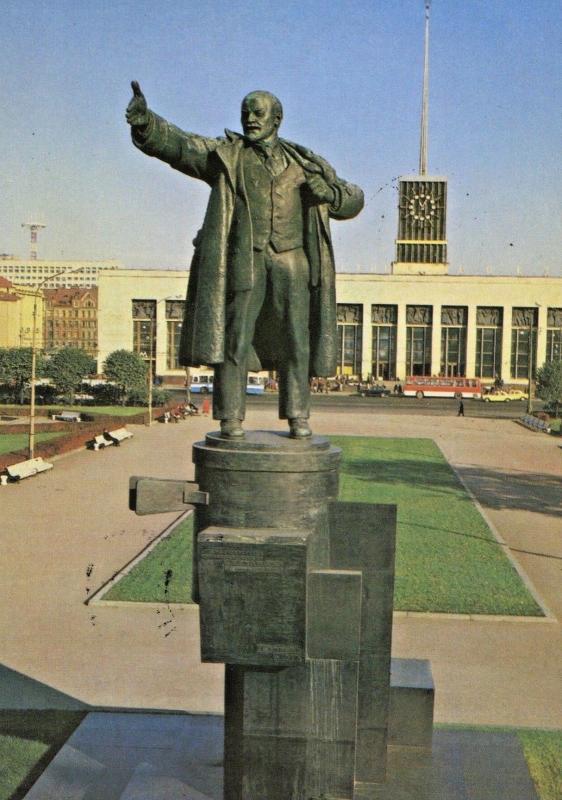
[457,400,465,417]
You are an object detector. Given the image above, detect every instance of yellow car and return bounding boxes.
[483,389,528,402]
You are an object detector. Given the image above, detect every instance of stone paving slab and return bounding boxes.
[23,742,106,800]
[121,764,213,800]
[23,713,541,800]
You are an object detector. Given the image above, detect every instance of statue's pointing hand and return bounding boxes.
[126,81,149,127]
[307,173,336,205]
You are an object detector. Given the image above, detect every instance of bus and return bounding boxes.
[403,376,482,400]
[189,373,265,395]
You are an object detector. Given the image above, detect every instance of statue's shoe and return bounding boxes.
[289,418,312,438]
[220,419,244,438]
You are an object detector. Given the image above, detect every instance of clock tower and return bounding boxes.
[392,2,449,276]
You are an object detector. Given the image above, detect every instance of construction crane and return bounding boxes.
[21,221,46,260]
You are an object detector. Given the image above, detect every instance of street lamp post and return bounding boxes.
[527,317,534,415]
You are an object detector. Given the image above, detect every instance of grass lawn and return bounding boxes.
[332,437,542,615]
[45,405,144,416]
[518,729,562,800]
[102,437,541,616]
[0,404,145,417]
[104,515,193,603]
[0,711,85,800]
[0,432,66,456]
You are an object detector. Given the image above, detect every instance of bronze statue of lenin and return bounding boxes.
[126,82,363,438]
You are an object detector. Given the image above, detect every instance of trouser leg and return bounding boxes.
[265,247,310,420]
[213,256,266,421]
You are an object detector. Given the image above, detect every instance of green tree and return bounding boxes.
[536,360,562,417]
[0,347,44,404]
[103,349,147,405]
[44,347,96,403]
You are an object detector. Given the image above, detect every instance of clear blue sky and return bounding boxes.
[2,0,561,277]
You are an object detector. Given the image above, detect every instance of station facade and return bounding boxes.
[97,268,562,386]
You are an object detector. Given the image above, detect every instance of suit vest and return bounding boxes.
[242,147,306,253]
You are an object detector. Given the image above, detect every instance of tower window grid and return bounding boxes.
[510,308,538,380]
[371,305,397,381]
[132,300,157,367]
[406,306,432,376]
[546,308,562,363]
[336,304,363,377]
[440,307,467,377]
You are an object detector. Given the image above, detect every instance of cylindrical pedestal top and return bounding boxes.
[193,430,340,473]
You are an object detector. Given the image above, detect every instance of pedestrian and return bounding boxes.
[457,400,464,417]
[201,396,211,416]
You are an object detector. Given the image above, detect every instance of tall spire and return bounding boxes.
[419,1,430,175]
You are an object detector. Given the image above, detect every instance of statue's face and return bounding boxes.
[241,94,280,142]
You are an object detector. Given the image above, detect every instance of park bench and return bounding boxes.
[105,427,133,445]
[51,411,82,422]
[518,415,551,434]
[4,457,53,482]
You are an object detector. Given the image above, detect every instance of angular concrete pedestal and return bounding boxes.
[192,431,401,800]
[129,430,435,799]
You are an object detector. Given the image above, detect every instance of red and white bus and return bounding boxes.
[403,376,483,400]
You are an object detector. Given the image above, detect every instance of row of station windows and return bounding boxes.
[130,300,562,380]
[337,304,562,380]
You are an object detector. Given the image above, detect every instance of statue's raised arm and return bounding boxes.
[126,81,149,128]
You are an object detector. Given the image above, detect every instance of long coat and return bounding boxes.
[132,112,364,376]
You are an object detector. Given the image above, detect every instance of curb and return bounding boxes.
[393,610,556,623]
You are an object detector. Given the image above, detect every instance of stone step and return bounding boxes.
[119,762,213,800]
[23,744,106,800]
[22,712,223,800]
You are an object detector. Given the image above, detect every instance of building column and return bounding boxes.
[500,306,511,380]
[536,304,548,369]
[361,304,371,380]
[465,305,477,378]
[395,304,407,380]
[430,304,441,376]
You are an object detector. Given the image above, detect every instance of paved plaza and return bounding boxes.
[1,406,561,729]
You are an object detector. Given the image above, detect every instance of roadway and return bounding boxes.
[170,388,540,419]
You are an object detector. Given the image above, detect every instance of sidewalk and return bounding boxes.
[1,408,560,727]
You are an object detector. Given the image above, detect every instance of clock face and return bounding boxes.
[406,190,437,225]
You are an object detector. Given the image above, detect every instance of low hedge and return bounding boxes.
[0,406,168,470]
[0,406,31,418]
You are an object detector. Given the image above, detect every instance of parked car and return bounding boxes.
[482,389,528,402]
[357,384,391,398]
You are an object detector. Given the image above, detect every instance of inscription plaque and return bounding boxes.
[198,527,309,666]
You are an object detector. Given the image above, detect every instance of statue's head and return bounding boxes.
[241,91,283,143]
